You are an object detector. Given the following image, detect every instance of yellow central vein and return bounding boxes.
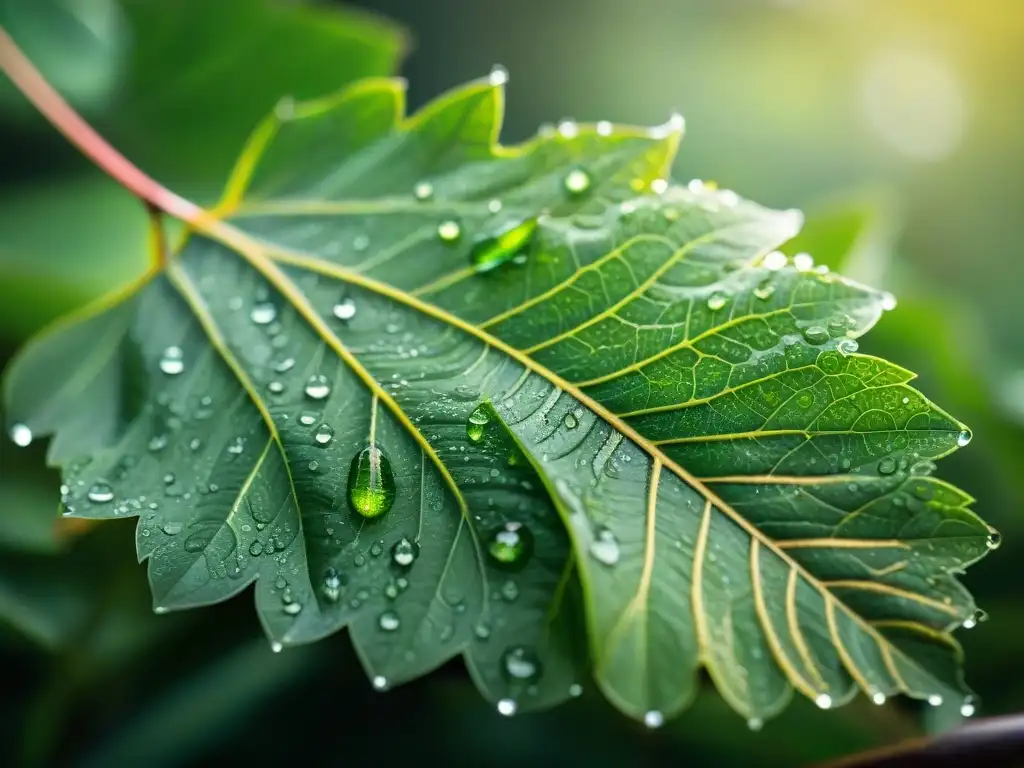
[201,221,946,700]
[778,539,910,550]
[823,580,961,616]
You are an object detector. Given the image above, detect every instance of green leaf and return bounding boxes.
[3,75,996,725]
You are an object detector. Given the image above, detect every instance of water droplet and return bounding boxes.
[590,528,620,565]
[563,411,579,430]
[650,178,668,195]
[308,460,319,471]
[928,694,943,707]
[250,302,277,325]
[299,412,318,426]
[275,357,295,373]
[270,641,283,653]
[314,423,334,445]
[249,540,263,556]
[762,250,787,270]
[569,683,583,697]
[467,405,490,442]
[283,601,302,616]
[557,119,578,139]
[872,691,887,705]
[488,198,502,213]
[488,522,533,568]
[803,326,830,345]
[159,346,185,375]
[644,711,664,729]
[501,579,520,601]
[305,374,331,400]
[469,219,537,273]
[502,646,542,682]
[348,446,396,519]
[9,423,32,447]
[754,281,775,300]
[353,235,369,252]
[332,298,357,321]
[372,675,387,690]
[563,168,591,196]
[391,537,419,568]
[87,482,114,503]
[378,610,400,631]
[437,220,461,243]
[960,696,976,717]
[986,530,1002,550]
[878,457,898,475]
[956,429,972,447]
[148,434,168,452]
[793,252,814,271]
[268,381,285,395]
[815,694,833,709]
[414,181,433,201]
[163,522,182,535]
[497,698,517,716]
[163,473,176,485]
[747,717,763,732]
[707,292,728,311]
[837,339,859,356]
[881,292,898,311]
[189,437,202,451]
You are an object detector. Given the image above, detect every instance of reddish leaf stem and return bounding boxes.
[0,26,205,235]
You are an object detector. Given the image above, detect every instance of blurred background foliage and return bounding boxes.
[0,0,1021,765]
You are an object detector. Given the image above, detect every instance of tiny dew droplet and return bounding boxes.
[746,718,763,732]
[956,429,972,447]
[502,645,542,682]
[569,683,583,697]
[314,423,334,445]
[305,374,331,400]
[497,698,517,716]
[268,381,284,394]
[467,405,490,442]
[391,537,419,568]
[563,411,579,430]
[871,691,887,705]
[960,696,976,717]
[928,694,943,707]
[378,610,400,631]
[414,181,433,200]
[469,218,537,274]
[333,298,356,321]
[271,641,283,653]
[87,482,114,503]
[348,446,396,519]
[563,168,591,196]
[283,601,302,616]
[372,675,387,690]
[437,219,462,243]
[10,423,32,447]
[643,711,664,729]
[488,522,534,569]
[707,292,728,311]
[762,250,787,270]
[815,694,833,710]
[986,530,1002,550]
[753,281,775,300]
[250,302,277,325]
[803,326,829,345]
[793,252,814,271]
[877,457,897,475]
[163,522,182,535]
[881,291,898,311]
[159,346,185,375]
[299,411,318,426]
[837,339,859,356]
[590,528,620,566]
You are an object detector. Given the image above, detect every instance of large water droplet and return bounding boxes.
[986,530,1002,550]
[250,302,277,325]
[815,694,833,710]
[563,411,579,430]
[706,293,728,311]
[87,482,114,503]
[563,168,591,196]
[644,711,665,729]
[747,717,763,732]
[589,528,620,565]
[391,537,419,568]
[283,601,302,616]
[488,522,533,569]
[956,429,972,447]
[762,251,787,270]
[960,696,976,718]
[159,346,185,375]
[881,292,898,311]
[333,298,356,321]
[753,281,775,300]
[502,645,542,682]
[469,219,537,273]
[437,220,461,243]
[305,374,331,400]
[163,522,182,536]
[414,181,433,201]
[928,694,943,707]
[877,457,897,475]
[314,423,334,445]
[348,446,396,519]
[467,405,490,442]
[9,423,32,447]
[837,339,859,356]
[378,610,400,631]
[497,698,517,716]
[803,326,830,345]
[871,691,887,705]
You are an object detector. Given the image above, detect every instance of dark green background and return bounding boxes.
[1,1,1021,765]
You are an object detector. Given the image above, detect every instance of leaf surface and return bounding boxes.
[3,75,996,723]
